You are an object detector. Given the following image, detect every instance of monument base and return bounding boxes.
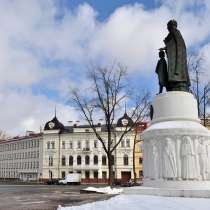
[123,186,210,198]
[142,91,210,190]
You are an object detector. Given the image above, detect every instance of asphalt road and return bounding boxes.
[0,184,114,210]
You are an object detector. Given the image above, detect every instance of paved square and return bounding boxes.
[0,184,113,210]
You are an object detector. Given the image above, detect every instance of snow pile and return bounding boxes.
[82,186,123,194]
[57,194,210,210]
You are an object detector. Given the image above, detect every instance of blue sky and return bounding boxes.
[0,0,210,135]
[61,0,158,20]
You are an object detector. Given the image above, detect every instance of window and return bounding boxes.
[62,141,65,149]
[94,171,98,179]
[62,156,66,166]
[126,139,130,147]
[121,140,125,147]
[85,155,90,165]
[124,155,129,165]
[77,141,81,149]
[49,156,53,166]
[77,155,81,165]
[85,171,90,179]
[94,155,98,165]
[85,141,89,149]
[61,171,66,179]
[47,142,50,149]
[51,142,55,149]
[139,170,143,177]
[94,140,98,148]
[69,156,73,166]
[102,171,107,179]
[102,155,107,166]
[69,141,73,149]
[139,157,143,164]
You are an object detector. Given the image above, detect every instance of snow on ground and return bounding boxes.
[57,194,210,210]
[83,186,123,194]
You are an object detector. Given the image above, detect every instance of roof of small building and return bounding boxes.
[44,116,65,131]
[116,112,134,127]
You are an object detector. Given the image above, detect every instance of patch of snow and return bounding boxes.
[82,186,123,194]
[57,194,210,210]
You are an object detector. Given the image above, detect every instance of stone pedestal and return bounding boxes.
[142,91,210,190]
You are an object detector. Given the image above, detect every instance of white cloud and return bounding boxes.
[0,88,80,135]
[0,0,210,135]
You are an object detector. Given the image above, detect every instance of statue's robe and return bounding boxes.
[164,29,190,87]
[155,57,168,87]
[181,141,197,179]
[163,143,177,179]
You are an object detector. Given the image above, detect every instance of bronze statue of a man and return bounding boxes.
[155,50,168,93]
[159,20,191,92]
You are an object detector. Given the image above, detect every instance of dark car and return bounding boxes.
[46,179,59,185]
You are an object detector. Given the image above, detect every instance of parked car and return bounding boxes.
[58,173,81,185]
[46,179,59,185]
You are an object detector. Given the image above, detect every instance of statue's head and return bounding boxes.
[167,19,177,32]
[159,50,165,58]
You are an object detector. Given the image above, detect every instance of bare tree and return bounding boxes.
[71,65,150,185]
[0,130,9,141]
[188,53,210,119]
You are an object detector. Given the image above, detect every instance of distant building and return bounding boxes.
[201,117,210,130]
[0,113,146,183]
[0,133,42,181]
[134,122,147,180]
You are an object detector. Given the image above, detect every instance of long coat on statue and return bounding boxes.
[164,29,190,86]
[155,57,168,87]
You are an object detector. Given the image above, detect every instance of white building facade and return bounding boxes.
[0,113,143,183]
[0,133,42,181]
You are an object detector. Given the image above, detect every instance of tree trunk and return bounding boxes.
[133,140,137,183]
[108,153,114,186]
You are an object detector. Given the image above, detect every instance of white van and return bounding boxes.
[59,173,81,185]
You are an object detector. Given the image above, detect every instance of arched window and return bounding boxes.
[85,155,90,165]
[124,155,129,165]
[69,156,73,166]
[102,155,107,166]
[94,155,98,165]
[62,156,66,166]
[77,155,81,165]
